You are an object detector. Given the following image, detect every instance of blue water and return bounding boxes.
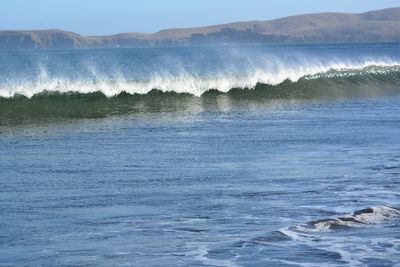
[1,44,400,266]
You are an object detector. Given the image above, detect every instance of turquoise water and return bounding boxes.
[1,44,400,266]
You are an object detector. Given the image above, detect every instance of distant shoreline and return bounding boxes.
[2,41,400,53]
[0,7,399,50]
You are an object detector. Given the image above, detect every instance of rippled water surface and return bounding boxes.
[1,44,400,266]
[1,96,400,266]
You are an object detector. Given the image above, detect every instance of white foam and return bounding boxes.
[289,206,400,234]
[312,206,400,231]
[187,246,242,267]
[351,206,400,224]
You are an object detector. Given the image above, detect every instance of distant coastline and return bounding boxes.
[0,7,399,50]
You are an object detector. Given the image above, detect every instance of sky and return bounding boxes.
[0,0,399,35]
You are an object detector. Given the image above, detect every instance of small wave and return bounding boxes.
[280,206,400,238]
[266,206,400,266]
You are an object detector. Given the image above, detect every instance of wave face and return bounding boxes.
[1,43,400,121]
[0,43,400,99]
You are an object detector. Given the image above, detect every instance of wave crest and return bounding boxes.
[1,62,400,99]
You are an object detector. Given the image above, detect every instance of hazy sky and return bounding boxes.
[1,0,399,35]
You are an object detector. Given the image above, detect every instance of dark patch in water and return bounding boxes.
[353,207,374,216]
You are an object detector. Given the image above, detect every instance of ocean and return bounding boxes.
[1,43,400,266]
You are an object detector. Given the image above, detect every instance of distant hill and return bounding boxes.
[0,7,399,49]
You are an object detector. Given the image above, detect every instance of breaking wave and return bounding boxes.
[1,62,400,99]
[279,206,400,239]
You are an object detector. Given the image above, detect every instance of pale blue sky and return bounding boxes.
[0,0,399,35]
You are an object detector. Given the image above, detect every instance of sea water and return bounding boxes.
[1,44,400,266]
